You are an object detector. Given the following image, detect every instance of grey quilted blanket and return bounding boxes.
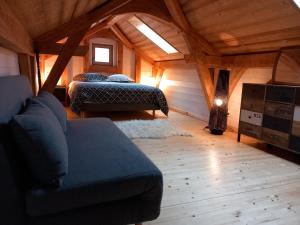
[68,81,169,115]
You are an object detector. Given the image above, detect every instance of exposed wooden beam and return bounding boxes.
[163,0,219,56]
[117,40,123,73]
[164,0,214,109]
[229,67,247,98]
[83,18,113,40]
[37,43,88,56]
[18,54,36,93]
[135,54,142,83]
[0,1,33,54]
[41,26,90,92]
[110,24,134,49]
[34,0,173,50]
[205,52,277,68]
[34,0,133,49]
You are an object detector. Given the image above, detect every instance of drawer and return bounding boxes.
[239,121,262,139]
[241,98,265,113]
[242,84,265,100]
[241,84,265,112]
[265,86,295,103]
[240,110,263,126]
[262,128,289,149]
[294,106,300,122]
[292,121,300,137]
[289,135,300,153]
[296,88,300,106]
[262,115,291,133]
[264,102,293,120]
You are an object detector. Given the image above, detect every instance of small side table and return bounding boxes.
[53,85,69,106]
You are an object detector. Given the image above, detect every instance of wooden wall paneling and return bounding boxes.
[0,1,33,54]
[117,40,123,73]
[41,26,90,92]
[135,54,142,83]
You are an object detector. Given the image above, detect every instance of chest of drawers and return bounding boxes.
[238,83,300,154]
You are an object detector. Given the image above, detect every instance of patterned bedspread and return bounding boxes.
[68,81,169,115]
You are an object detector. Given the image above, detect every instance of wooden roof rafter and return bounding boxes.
[34,0,133,50]
[163,0,215,109]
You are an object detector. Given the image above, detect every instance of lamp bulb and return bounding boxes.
[215,98,223,107]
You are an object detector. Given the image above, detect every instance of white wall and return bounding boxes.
[160,64,210,122]
[228,68,272,130]
[158,62,272,129]
[0,46,19,76]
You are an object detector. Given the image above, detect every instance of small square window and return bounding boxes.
[92,44,113,66]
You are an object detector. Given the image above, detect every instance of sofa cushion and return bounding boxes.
[11,99,68,187]
[35,91,67,132]
[26,118,162,217]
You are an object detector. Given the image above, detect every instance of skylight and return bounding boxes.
[293,0,300,8]
[128,16,178,54]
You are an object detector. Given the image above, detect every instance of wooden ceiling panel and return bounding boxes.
[179,0,300,54]
[5,0,108,38]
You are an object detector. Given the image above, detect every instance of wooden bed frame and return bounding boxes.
[79,103,160,118]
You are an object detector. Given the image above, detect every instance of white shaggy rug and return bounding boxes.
[114,119,193,139]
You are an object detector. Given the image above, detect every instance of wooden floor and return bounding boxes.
[67,109,300,225]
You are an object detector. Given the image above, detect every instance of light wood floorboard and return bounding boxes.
[67,109,300,225]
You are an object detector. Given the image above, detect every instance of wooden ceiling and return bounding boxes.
[179,0,300,55]
[112,0,300,60]
[5,0,108,38]
[3,0,300,59]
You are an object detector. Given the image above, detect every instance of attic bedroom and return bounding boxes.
[0,0,300,225]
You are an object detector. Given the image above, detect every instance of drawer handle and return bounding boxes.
[248,116,252,119]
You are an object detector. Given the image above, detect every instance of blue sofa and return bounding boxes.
[0,76,163,225]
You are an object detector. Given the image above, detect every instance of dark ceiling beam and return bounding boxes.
[38,43,88,56]
[41,26,90,92]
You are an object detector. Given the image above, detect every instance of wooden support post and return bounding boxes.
[229,67,247,98]
[18,54,37,94]
[117,41,123,73]
[135,54,142,83]
[163,0,215,109]
[35,52,42,90]
[41,26,90,92]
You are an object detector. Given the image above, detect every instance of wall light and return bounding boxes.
[214,98,224,107]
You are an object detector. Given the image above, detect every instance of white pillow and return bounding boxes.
[106,74,134,83]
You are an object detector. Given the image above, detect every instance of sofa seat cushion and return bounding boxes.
[26,118,163,217]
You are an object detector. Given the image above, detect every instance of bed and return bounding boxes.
[68,74,169,117]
